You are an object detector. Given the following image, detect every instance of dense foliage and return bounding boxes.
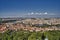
[0,30,60,40]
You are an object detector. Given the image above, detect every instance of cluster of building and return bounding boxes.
[21,18,60,25]
[0,18,60,33]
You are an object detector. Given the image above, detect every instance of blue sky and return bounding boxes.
[0,0,60,17]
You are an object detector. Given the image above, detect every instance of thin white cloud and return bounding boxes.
[44,12,48,15]
[27,12,56,16]
[31,12,34,15]
[27,12,34,15]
